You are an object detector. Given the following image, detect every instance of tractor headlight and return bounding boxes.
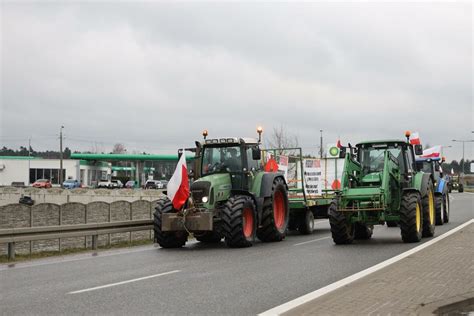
[202,196,209,203]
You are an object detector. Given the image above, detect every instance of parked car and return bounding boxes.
[97,179,123,189]
[125,180,137,189]
[160,180,168,189]
[32,179,52,188]
[63,179,81,189]
[145,180,163,189]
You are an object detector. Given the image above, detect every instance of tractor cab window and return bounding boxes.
[359,144,403,174]
[202,145,242,175]
[420,161,432,174]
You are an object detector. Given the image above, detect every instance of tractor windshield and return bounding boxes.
[202,145,242,176]
[358,144,404,174]
[419,161,433,174]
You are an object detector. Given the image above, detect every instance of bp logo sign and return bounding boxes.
[328,146,340,157]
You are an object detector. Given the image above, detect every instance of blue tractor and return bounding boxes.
[415,157,450,225]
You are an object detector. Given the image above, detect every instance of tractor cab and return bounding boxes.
[199,138,262,191]
[356,140,419,188]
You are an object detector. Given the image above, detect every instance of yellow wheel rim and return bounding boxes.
[416,203,421,232]
[428,191,434,225]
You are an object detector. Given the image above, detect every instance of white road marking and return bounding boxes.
[293,237,331,246]
[68,270,181,294]
[259,219,474,316]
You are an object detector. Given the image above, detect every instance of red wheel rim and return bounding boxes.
[273,191,286,229]
[243,207,254,238]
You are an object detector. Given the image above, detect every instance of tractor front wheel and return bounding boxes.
[435,195,444,225]
[256,177,289,242]
[399,192,422,243]
[328,201,354,245]
[153,198,188,248]
[443,193,450,223]
[354,223,373,240]
[222,195,256,248]
[422,181,436,237]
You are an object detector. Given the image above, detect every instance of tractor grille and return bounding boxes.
[191,181,211,206]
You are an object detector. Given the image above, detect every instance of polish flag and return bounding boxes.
[409,132,421,145]
[337,139,342,148]
[421,146,441,159]
[167,151,190,210]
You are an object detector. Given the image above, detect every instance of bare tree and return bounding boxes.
[112,143,127,154]
[267,124,299,155]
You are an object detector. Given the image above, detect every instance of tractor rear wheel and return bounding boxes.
[422,181,436,237]
[222,195,256,248]
[296,210,315,235]
[354,223,373,240]
[328,201,354,245]
[153,198,188,248]
[256,177,289,242]
[435,195,444,225]
[443,193,450,223]
[399,192,422,243]
[386,221,398,227]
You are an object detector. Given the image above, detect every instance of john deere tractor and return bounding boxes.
[329,132,436,244]
[153,128,290,248]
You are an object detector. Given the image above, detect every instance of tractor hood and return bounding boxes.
[191,173,232,208]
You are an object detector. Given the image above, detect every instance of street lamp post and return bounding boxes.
[59,126,64,187]
[319,129,323,159]
[452,139,474,174]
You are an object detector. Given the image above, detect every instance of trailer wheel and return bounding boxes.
[153,198,188,248]
[297,210,315,235]
[400,192,422,243]
[443,193,450,223]
[354,223,373,239]
[328,201,354,245]
[422,181,435,237]
[434,195,444,225]
[222,195,256,248]
[256,177,289,242]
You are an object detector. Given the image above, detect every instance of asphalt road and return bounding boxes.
[1,193,472,315]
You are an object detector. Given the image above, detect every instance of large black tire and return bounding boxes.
[386,221,398,227]
[328,201,354,245]
[195,231,222,243]
[421,181,435,237]
[354,223,373,240]
[153,198,188,248]
[443,193,450,223]
[435,195,444,225]
[399,192,422,243]
[296,210,315,235]
[256,177,290,242]
[222,195,256,248]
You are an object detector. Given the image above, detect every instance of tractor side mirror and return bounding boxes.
[414,144,423,156]
[339,147,346,159]
[252,147,261,160]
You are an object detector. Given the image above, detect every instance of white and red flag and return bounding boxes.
[421,146,441,159]
[167,151,190,210]
[409,132,421,145]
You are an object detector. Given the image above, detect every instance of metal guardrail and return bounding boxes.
[0,220,153,260]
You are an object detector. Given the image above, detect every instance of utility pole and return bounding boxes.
[452,139,474,174]
[28,137,31,185]
[59,126,64,187]
[319,129,323,159]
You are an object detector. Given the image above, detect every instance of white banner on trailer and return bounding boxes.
[303,159,323,196]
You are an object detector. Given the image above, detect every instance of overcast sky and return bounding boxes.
[1,1,472,160]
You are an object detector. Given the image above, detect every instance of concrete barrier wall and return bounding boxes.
[0,187,164,206]
[0,199,156,257]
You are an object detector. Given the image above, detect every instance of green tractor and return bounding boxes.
[329,132,436,244]
[154,128,290,248]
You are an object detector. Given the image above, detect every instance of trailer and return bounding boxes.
[262,147,344,234]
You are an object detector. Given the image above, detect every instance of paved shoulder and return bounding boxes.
[284,222,474,315]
